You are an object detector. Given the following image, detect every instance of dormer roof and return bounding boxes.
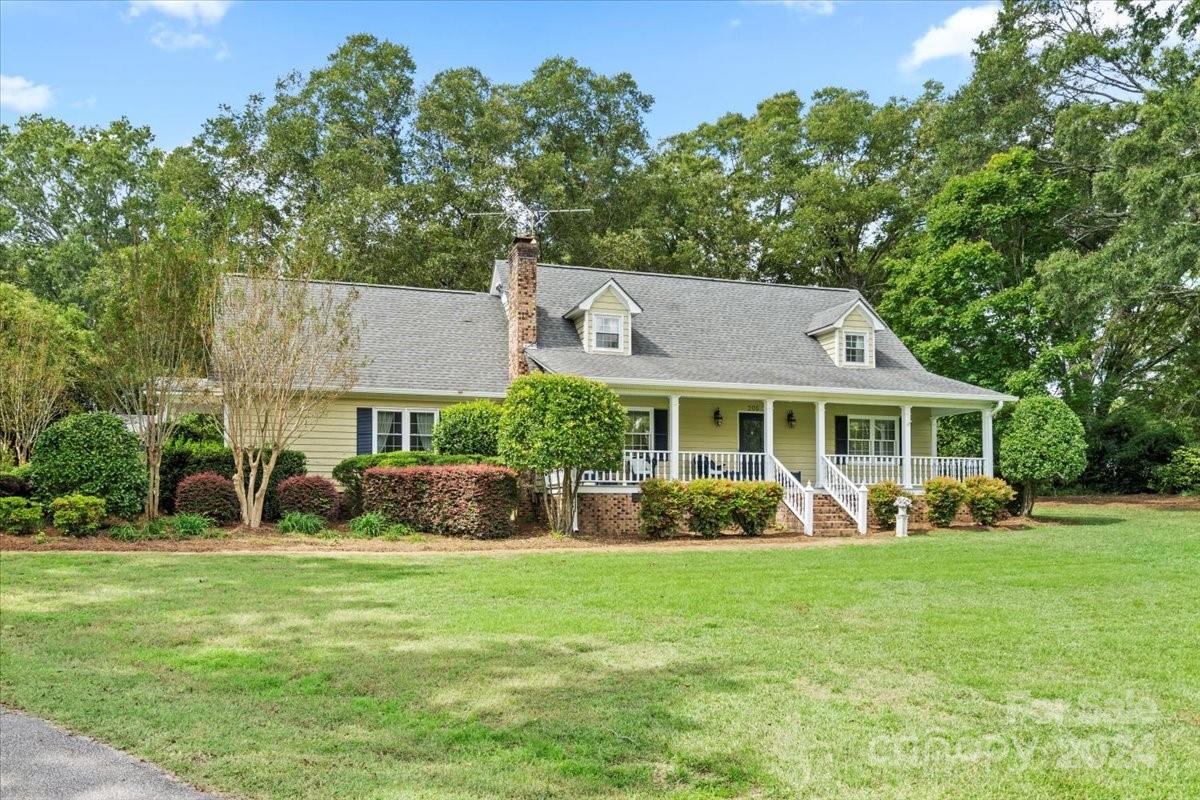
[561,278,643,320]
[805,297,885,335]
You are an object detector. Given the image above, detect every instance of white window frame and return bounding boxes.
[842,330,868,366]
[372,407,441,453]
[592,313,624,352]
[846,414,898,457]
[624,407,654,452]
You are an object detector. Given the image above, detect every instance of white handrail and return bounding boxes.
[678,451,767,482]
[581,449,671,485]
[823,455,868,534]
[771,455,812,535]
[911,456,986,485]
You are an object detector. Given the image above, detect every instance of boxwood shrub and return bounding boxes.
[333,451,502,517]
[0,497,43,535]
[729,481,783,536]
[963,476,1016,525]
[685,479,739,538]
[432,400,504,456]
[363,464,518,538]
[30,412,147,520]
[175,472,240,523]
[638,478,687,539]
[49,494,106,537]
[867,481,913,529]
[277,475,339,519]
[923,476,965,527]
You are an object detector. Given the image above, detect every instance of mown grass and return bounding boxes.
[1,503,1198,799]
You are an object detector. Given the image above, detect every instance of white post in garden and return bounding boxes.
[815,400,827,488]
[763,398,774,480]
[901,404,913,487]
[802,482,814,535]
[982,407,994,477]
[668,394,680,479]
[895,495,911,537]
[855,484,868,535]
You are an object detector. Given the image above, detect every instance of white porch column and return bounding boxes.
[930,416,939,458]
[763,398,775,480]
[668,394,680,479]
[982,407,994,477]
[815,400,827,488]
[901,404,913,487]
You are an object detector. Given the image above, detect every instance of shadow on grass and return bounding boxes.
[1035,514,1127,527]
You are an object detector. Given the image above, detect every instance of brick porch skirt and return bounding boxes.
[576,491,641,537]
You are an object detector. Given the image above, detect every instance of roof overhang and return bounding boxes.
[562,278,643,320]
[806,299,886,336]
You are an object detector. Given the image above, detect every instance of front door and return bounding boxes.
[738,412,764,453]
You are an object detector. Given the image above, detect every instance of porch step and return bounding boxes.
[776,493,860,536]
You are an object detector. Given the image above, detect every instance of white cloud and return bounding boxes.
[762,0,836,14]
[150,25,214,51]
[128,0,231,25]
[901,2,1001,71]
[72,95,98,109]
[729,17,743,28]
[0,74,54,113]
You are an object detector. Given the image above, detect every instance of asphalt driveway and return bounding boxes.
[0,708,218,800]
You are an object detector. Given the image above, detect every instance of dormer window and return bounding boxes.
[844,332,866,365]
[594,314,623,350]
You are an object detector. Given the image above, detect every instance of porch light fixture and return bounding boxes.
[713,408,724,427]
[786,410,796,428]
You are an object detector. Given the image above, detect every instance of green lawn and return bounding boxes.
[2,503,1198,799]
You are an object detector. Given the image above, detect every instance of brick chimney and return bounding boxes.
[506,236,539,379]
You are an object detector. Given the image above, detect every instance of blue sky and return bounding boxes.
[0,0,1001,149]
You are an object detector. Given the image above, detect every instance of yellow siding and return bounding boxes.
[291,394,496,477]
[839,307,876,368]
[585,287,632,355]
[818,331,838,362]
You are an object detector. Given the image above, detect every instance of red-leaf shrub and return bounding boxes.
[277,474,339,519]
[175,472,239,523]
[362,464,518,538]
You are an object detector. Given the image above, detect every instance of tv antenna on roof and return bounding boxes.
[466,188,591,237]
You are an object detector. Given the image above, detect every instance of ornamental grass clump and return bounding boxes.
[279,512,326,536]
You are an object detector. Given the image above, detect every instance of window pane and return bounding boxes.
[377,411,403,453]
[848,419,871,440]
[410,412,436,452]
[594,314,622,350]
[873,420,896,457]
[625,410,652,451]
[848,440,871,456]
[844,333,866,364]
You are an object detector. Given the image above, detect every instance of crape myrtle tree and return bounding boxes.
[92,212,215,518]
[999,395,1087,516]
[0,284,92,464]
[498,374,625,534]
[207,245,362,528]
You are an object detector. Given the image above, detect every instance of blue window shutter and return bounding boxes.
[834,416,849,455]
[653,409,669,451]
[356,408,373,455]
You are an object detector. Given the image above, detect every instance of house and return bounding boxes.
[277,237,1014,535]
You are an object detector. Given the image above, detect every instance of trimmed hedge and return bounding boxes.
[363,464,518,538]
[867,481,912,528]
[638,478,687,539]
[963,476,1016,525]
[277,475,339,519]
[432,401,504,456]
[50,494,106,537]
[333,451,502,517]
[638,478,783,538]
[923,476,965,527]
[30,412,147,520]
[0,497,43,535]
[175,472,240,523]
[159,442,305,520]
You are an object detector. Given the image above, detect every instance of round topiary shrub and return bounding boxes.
[432,400,504,456]
[175,472,240,523]
[276,474,339,519]
[29,412,148,520]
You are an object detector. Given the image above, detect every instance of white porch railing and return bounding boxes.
[911,456,986,484]
[679,451,767,482]
[581,449,671,485]
[823,455,868,534]
[772,455,813,535]
[828,455,986,487]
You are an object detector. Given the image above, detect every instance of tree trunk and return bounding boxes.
[1021,481,1036,517]
[145,446,162,520]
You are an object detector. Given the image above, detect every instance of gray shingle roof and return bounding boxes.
[224,274,510,395]
[501,263,1009,400]
[806,296,870,334]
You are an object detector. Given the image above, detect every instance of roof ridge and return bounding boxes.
[532,262,859,293]
[224,272,495,298]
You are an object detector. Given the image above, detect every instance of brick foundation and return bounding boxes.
[576,491,642,537]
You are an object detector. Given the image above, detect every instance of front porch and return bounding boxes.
[579,393,998,535]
